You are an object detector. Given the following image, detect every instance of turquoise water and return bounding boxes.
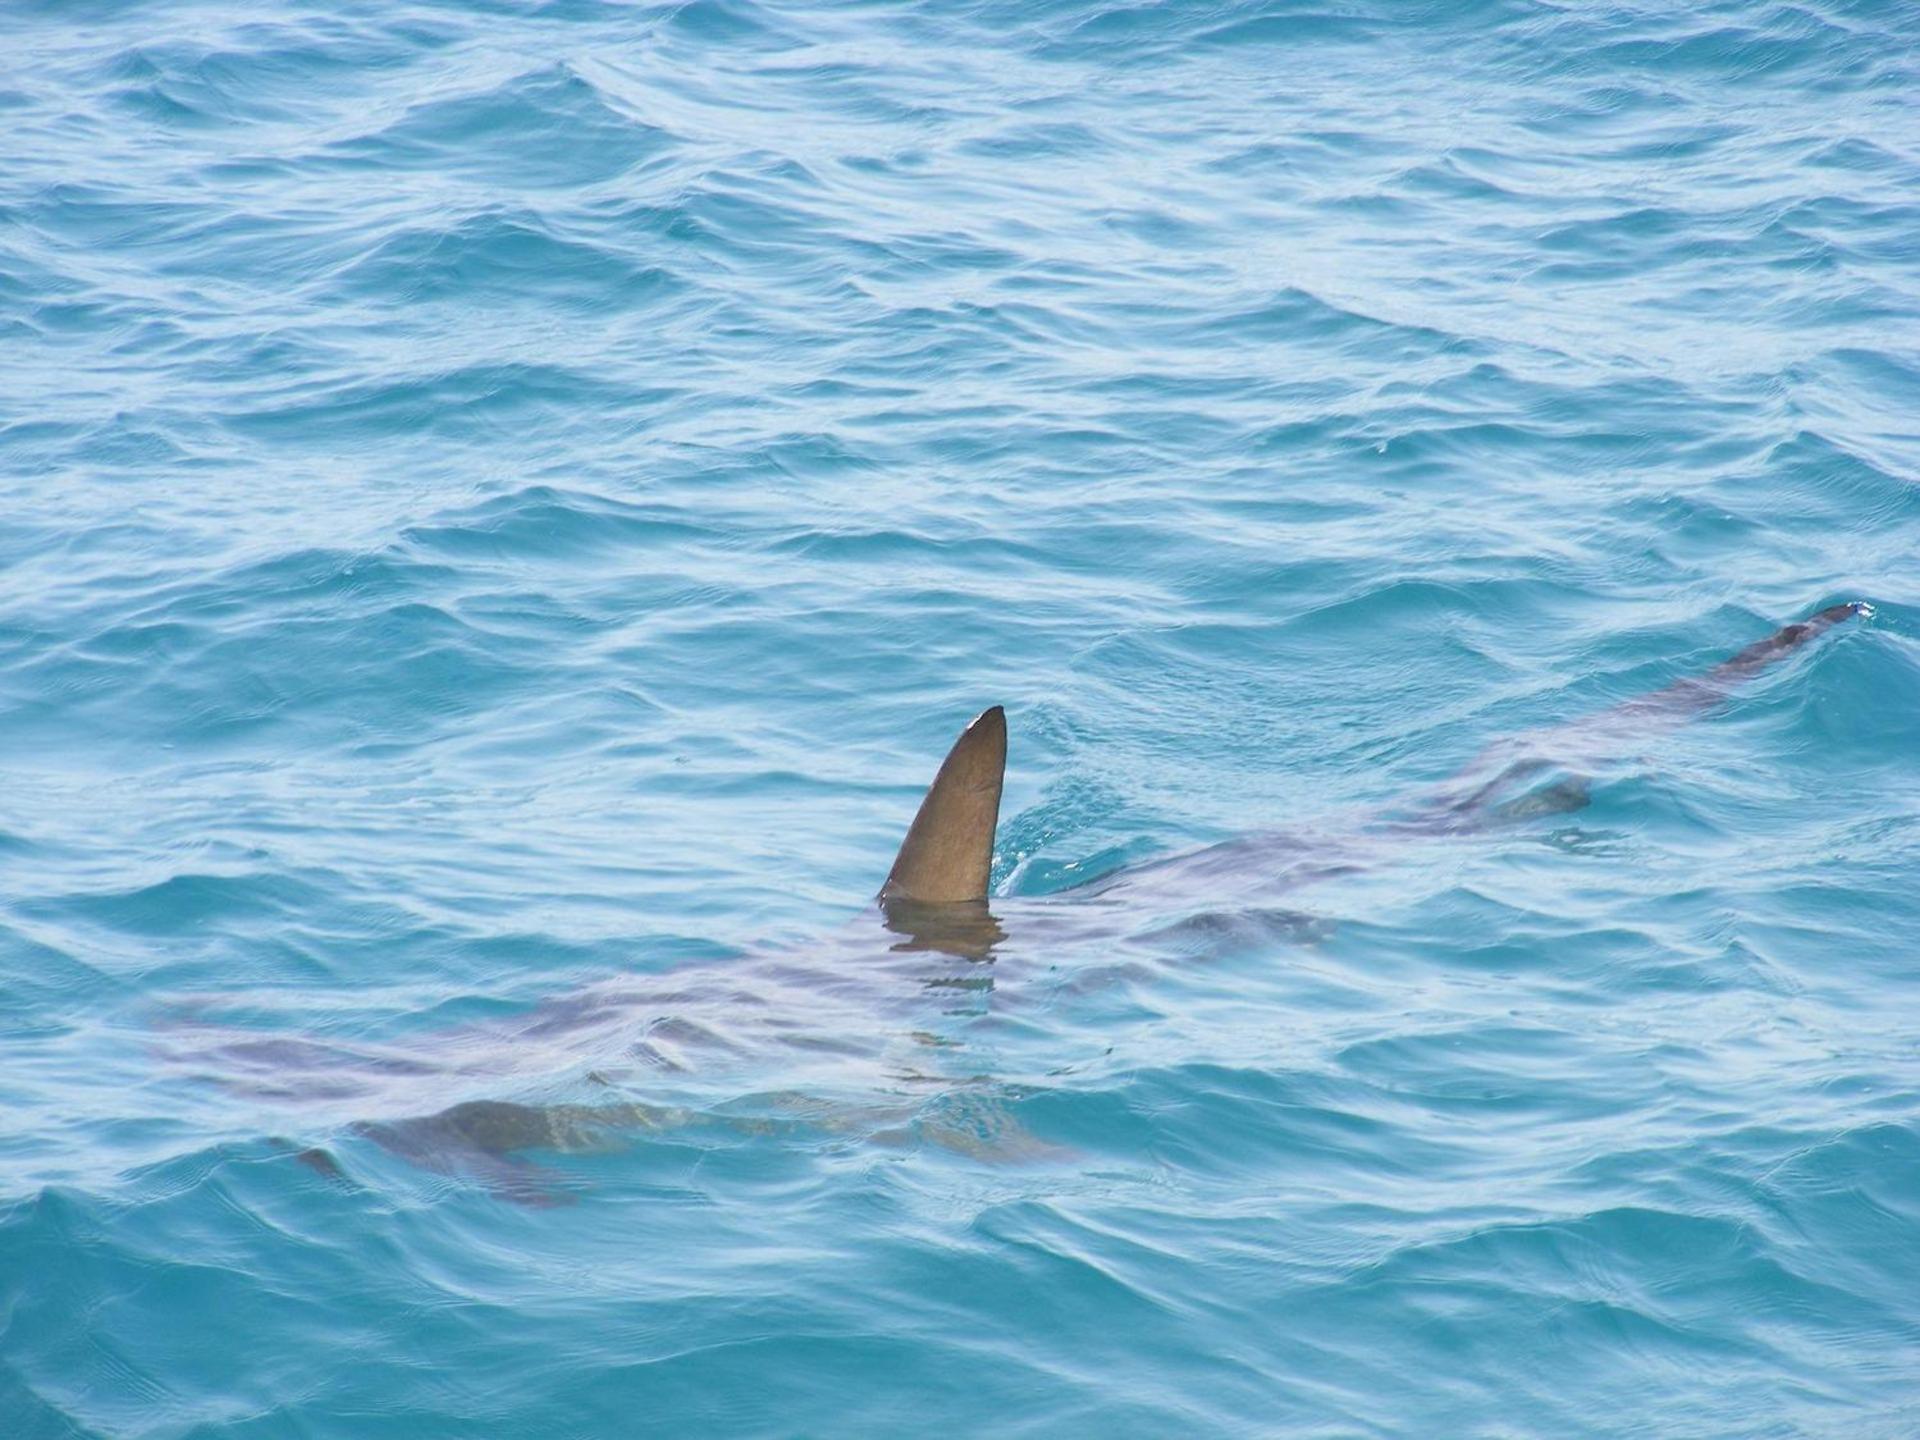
[4,0,1919,1433]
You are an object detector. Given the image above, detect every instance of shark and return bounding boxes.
[164,603,1866,1201]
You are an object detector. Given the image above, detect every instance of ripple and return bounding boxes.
[318,64,678,187]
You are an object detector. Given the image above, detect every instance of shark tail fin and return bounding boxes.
[1643,600,1869,716]
[1403,602,1869,834]
[880,706,1006,904]
[1700,601,1868,687]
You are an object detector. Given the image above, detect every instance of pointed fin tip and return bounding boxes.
[880,706,1007,904]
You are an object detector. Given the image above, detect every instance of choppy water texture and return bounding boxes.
[4,1,1920,1435]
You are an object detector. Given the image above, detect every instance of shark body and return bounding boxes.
[166,604,1866,1199]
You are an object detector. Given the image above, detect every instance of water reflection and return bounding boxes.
[877,895,1006,962]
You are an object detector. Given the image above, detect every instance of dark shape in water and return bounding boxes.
[257,605,1867,1197]
[880,704,1006,904]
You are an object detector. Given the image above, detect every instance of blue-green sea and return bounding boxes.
[3,1,1918,1435]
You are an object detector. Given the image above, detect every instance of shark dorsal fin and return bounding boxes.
[880,706,1006,904]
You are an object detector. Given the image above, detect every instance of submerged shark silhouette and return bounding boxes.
[210,603,1864,1200]
[868,600,1868,952]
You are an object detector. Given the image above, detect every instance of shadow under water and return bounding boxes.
[156,606,1869,1202]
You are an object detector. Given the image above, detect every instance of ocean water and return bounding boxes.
[3,0,1919,1434]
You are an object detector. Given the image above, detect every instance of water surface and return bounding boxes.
[3,1,1919,1435]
